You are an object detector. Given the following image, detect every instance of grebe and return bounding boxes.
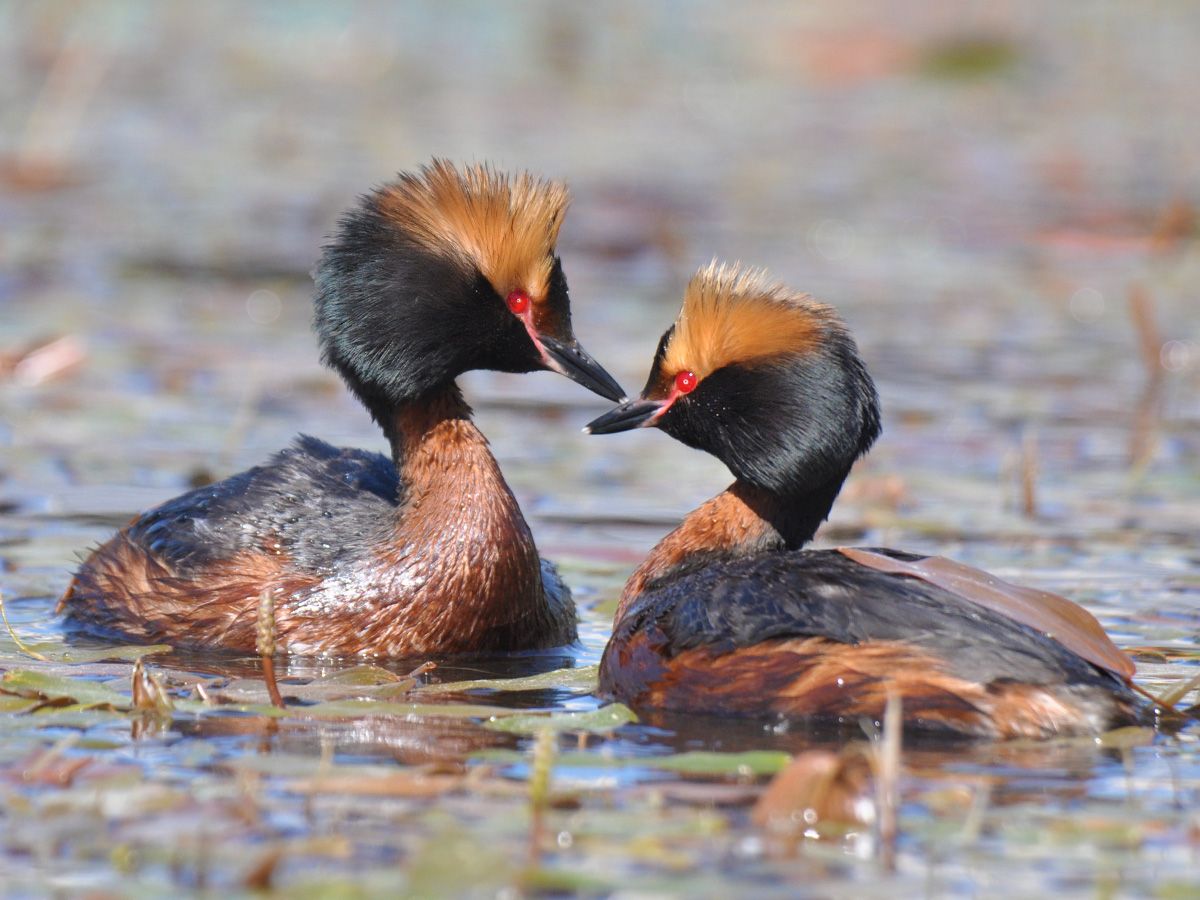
[60,160,625,656]
[586,262,1139,738]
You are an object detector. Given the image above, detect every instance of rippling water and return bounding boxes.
[1,2,1198,895]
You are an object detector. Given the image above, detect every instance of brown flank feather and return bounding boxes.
[60,387,567,656]
[602,630,1112,739]
[659,261,839,384]
[378,159,569,302]
[60,542,321,650]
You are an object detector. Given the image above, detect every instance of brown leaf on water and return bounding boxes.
[2,742,144,788]
[131,658,174,715]
[752,750,873,835]
[286,771,465,798]
[0,335,86,385]
[11,750,91,787]
[0,669,124,710]
[241,846,283,891]
[1149,199,1196,255]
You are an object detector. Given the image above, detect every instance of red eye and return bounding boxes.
[506,291,531,315]
[674,370,698,394]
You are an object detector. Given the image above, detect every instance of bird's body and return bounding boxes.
[64,400,572,655]
[602,543,1137,738]
[61,162,623,656]
[589,262,1140,738]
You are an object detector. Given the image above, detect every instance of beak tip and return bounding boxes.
[539,337,626,403]
[582,398,666,435]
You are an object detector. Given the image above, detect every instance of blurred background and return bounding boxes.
[1,0,1197,616]
[1,4,1199,894]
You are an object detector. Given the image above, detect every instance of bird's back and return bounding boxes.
[126,436,400,574]
[61,435,576,654]
[601,548,1139,737]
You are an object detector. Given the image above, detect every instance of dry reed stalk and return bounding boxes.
[255,589,286,709]
[1019,428,1039,519]
[528,728,556,868]
[875,693,901,872]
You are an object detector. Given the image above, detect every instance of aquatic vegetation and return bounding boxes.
[2,2,1199,894]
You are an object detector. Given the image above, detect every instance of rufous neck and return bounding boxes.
[387,378,540,570]
[378,383,549,648]
[616,481,777,618]
[386,383,474,473]
[617,477,841,619]
[384,381,534,547]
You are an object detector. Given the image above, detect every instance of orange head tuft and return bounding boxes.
[655,260,844,397]
[377,159,569,304]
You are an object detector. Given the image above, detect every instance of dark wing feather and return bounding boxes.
[619,548,1121,690]
[128,436,399,573]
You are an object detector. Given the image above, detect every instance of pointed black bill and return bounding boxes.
[539,336,626,402]
[584,398,667,434]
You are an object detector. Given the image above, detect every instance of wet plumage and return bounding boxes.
[589,262,1139,738]
[61,161,624,656]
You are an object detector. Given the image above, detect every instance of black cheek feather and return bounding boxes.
[459,271,545,376]
[659,336,881,498]
[314,205,474,415]
[312,197,538,425]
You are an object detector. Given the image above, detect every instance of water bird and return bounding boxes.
[586,261,1140,738]
[60,161,625,656]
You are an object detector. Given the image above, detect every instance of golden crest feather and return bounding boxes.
[661,261,841,381]
[378,160,569,302]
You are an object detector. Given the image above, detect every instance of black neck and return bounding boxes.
[736,471,849,551]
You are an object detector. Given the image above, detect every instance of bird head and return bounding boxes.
[587,261,880,498]
[314,160,624,424]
